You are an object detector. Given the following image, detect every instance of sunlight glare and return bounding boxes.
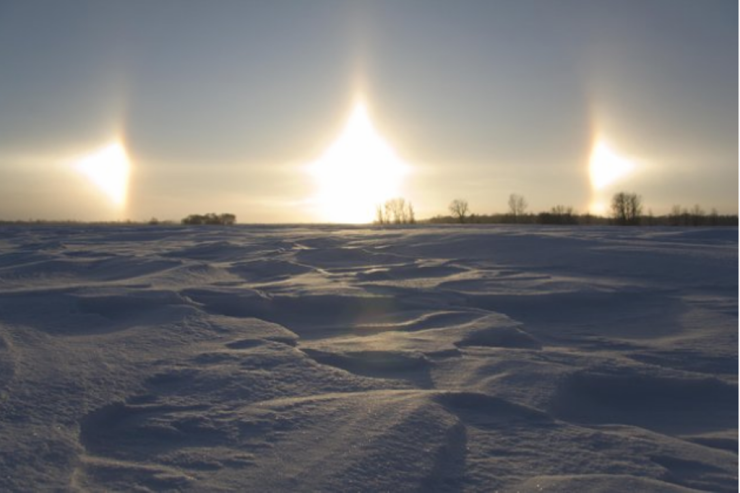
[309,102,409,223]
[75,142,131,207]
[589,141,635,191]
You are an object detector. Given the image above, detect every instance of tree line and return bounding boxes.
[0,214,239,226]
[425,193,738,226]
[2,195,734,227]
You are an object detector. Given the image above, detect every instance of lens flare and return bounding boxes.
[309,101,409,223]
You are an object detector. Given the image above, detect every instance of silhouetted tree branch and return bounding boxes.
[508,194,528,221]
[448,199,470,223]
[376,198,415,225]
[611,192,642,225]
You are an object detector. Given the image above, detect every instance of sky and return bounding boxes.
[0,0,736,223]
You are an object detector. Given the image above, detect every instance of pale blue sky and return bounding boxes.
[0,0,736,221]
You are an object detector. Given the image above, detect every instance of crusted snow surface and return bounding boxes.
[0,224,736,492]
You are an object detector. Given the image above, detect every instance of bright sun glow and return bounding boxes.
[589,140,635,191]
[309,102,409,223]
[75,142,131,207]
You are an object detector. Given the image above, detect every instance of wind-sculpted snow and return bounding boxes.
[0,225,736,492]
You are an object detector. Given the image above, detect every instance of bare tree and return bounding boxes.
[376,205,386,225]
[448,199,470,223]
[508,194,528,220]
[611,192,642,225]
[377,198,415,225]
[385,198,407,224]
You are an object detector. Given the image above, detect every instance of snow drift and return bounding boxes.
[0,225,736,492]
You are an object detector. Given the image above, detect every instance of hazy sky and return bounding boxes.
[0,0,736,222]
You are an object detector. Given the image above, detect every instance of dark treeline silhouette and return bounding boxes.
[427,210,738,226]
[666,205,732,226]
[0,219,176,226]
[427,192,737,227]
[537,205,579,225]
[181,213,236,225]
[147,218,178,226]
[429,211,606,225]
[1,193,736,227]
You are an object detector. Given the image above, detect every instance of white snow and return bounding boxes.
[0,224,736,492]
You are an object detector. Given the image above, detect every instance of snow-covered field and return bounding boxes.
[0,224,736,492]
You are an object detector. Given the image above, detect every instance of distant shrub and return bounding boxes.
[182,213,236,225]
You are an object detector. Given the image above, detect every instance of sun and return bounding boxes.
[309,101,409,223]
[589,140,635,191]
[588,139,639,215]
[75,142,131,208]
